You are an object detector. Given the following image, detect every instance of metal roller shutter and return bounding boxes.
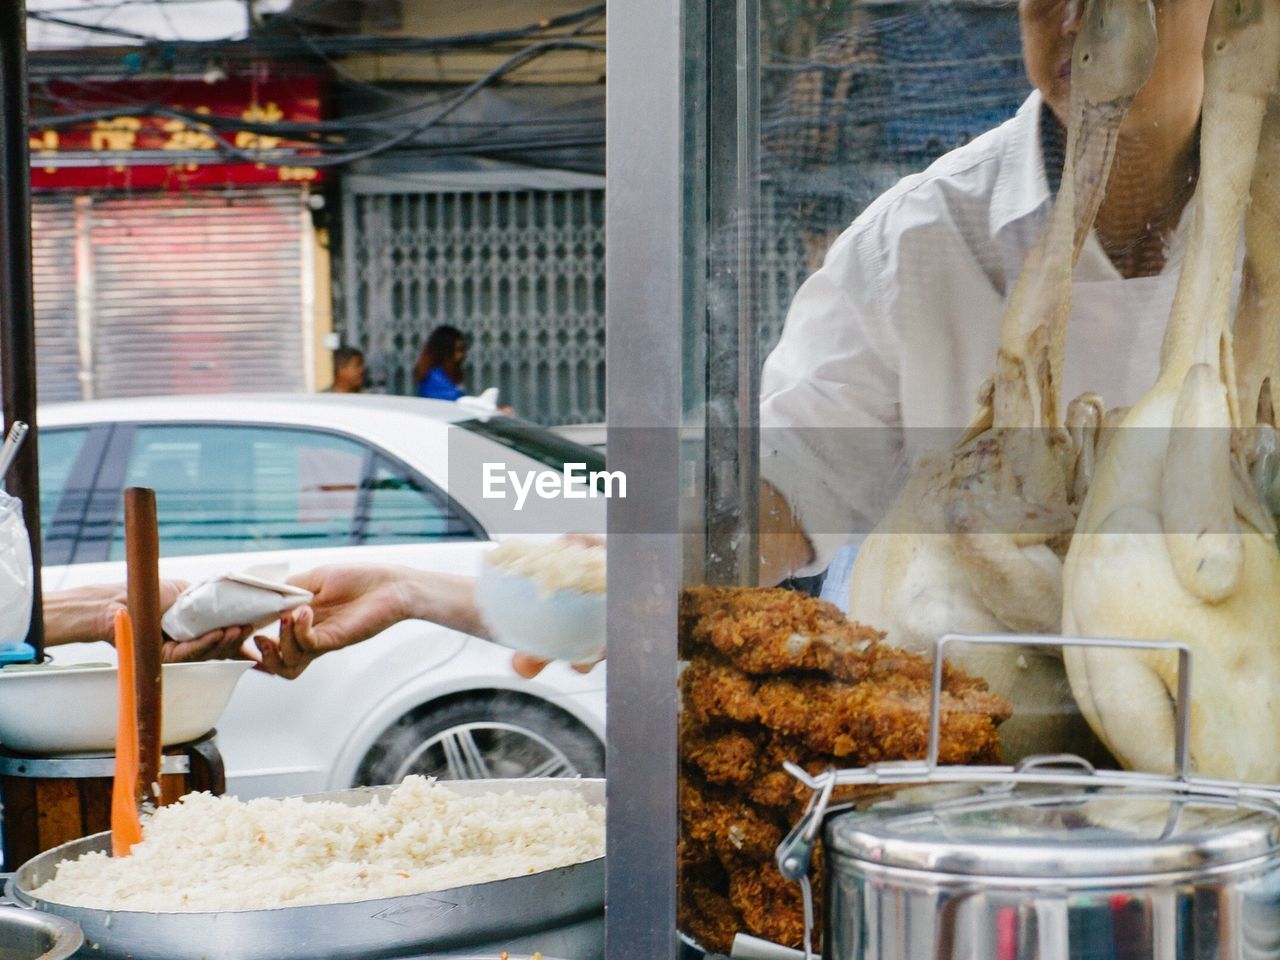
[90,190,307,398]
[31,194,81,403]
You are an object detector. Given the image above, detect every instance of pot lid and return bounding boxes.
[827,783,1280,878]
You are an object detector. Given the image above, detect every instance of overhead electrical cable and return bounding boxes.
[29,37,605,170]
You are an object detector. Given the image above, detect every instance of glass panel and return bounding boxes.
[360,457,477,545]
[675,0,1228,953]
[32,428,88,530]
[110,425,366,558]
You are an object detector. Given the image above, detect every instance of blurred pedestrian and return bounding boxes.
[323,346,365,394]
[413,325,467,401]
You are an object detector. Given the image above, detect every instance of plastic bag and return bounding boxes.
[161,571,311,642]
[0,494,33,650]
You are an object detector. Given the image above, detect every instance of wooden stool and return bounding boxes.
[0,730,224,870]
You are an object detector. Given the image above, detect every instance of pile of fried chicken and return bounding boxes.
[677,586,1011,953]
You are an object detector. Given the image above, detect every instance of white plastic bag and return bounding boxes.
[161,571,312,642]
[0,494,33,650]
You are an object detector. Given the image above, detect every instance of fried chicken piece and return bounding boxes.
[679,775,783,862]
[680,876,742,956]
[681,721,764,786]
[727,860,812,949]
[680,586,740,643]
[683,653,1009,765]
[678,834,722,882]
[681,586,886,679]
[739,734,825,810]
[681,658,761,725]
[747,768,804,811]
[755,672,1009,763]
[744,735,893,817]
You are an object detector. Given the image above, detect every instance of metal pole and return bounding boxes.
[605,0,684,954]
[0,0,44,658]
[704,0,760,586]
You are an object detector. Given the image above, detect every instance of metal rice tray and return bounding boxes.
[6,778,604,960]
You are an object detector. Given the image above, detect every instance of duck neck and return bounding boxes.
[1161,91,1267,387]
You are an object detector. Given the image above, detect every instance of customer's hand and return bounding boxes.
[252,565,419,679]
[511,651,602,678]
[253,607,320,680]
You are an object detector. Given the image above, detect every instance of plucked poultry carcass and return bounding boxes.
[1062,0,1280,782]
[1234,91,1280,522]
[847,0,1157,761]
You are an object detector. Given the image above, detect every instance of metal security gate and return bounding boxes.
[29,189,310,401]
[341,176,606,425]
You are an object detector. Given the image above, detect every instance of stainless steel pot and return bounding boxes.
[0,903,83,960]
[822,780,1280,960]
[767,635,1280,960]
[5,778,604,960]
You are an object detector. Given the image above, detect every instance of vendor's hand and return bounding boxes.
[162,625,255,664]
[105,579,254,664]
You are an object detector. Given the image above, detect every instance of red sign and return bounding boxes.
[29,76,326,191]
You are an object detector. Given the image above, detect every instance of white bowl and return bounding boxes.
[0,660,253,755]
[474,563,605,664]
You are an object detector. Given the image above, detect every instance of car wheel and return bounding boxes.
[354,691,606,786]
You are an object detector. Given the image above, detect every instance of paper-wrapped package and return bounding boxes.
[161,572,312,642]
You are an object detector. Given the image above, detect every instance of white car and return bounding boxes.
[34,394,606,799]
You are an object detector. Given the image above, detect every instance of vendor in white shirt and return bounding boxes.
[758,0,1214,589]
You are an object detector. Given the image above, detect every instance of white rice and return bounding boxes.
[486,539,606,595]
[33,776,605,913]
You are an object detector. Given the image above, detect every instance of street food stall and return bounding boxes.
[7,0,1280,956]
[607,0,1280,956]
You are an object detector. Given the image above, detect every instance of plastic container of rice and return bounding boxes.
[475,539,606,664]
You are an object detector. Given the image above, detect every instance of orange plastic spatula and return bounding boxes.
[111,607,143,857]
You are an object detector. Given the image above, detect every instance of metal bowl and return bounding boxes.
[0,904,83,960]
[7,779,604,960]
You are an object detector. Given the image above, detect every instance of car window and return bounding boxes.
[455,417,606,475]
[111,425,368,559]
[360,456,478,545]
[33,427,90,541]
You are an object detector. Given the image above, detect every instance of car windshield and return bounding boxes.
[456,417,605,475]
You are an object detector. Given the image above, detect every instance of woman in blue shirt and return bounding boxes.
[414,325,467,401]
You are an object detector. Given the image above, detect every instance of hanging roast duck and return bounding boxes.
[1062,0,1280,782]
[846,0,1157,761]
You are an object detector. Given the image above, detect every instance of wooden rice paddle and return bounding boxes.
[110,607,142,857]
[124,487,164,813]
